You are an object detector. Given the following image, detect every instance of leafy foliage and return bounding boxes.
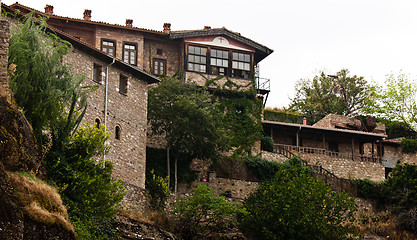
[401,139,417,153]
[244,156,305,181]
[377,117,417,139]
[263,108,304,123]
[173,184,245,240]
[46,124,126,239]
[367,72,417,131]
[351,178,381,200]
[261,135,274,152]
[146,170,169,210]
[290,69,373,122]
[9,14,91,146]
[239,164,358,240]
[382,163,417,233]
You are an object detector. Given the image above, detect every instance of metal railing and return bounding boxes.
[256,77,270,92]
[274,144,382,163]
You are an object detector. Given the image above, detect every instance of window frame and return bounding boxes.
[119,74,128,95]
[209,48,229,76]
[93,63,103,84]
[122,42,138,66]
[153,58,166,76]
[185,43,253,80]
[101,39,116,57]
[115,125,121,140]
[186,45,208,73]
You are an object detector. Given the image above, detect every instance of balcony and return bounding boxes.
[274,144,382,163]
[256,77,270,94]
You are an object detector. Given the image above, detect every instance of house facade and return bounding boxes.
[263,114,388,181]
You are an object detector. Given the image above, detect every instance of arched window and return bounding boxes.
[95,118,101,128]
[115,125,121,140]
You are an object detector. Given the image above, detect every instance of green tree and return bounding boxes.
[290,69,373,122]
[366,72,417,131]
[148,76,224,191]
[9,15,90,146]
[173,184,245,240]
[382,163,417,233]
[239,164,358,240]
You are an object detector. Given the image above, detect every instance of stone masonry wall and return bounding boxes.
[186,72,254,90]
[261,151,385,182]
[63,48,149,189]
[143,38,181,76]
[0,19,9,101]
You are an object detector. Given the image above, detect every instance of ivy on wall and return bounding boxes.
[263,108,304,123]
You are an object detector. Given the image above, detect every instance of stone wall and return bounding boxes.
[143,38,181,76]
[63,48,149,189]
[0,19,9,101]
[186,72,254,90]
[261,151,385,182]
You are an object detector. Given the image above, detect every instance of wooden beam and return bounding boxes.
[322,134,325,149]
[352,137,355,160]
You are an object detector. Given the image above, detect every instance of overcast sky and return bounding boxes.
[4,0,417,108]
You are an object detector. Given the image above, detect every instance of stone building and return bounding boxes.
[8,3,273,191]
[3,4,160,194]
[263,114,388,181]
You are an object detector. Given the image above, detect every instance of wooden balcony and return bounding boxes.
[274,144,382,163]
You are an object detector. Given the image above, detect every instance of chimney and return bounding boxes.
[126,19,133,27]
[303,117,307,125]
[204,26,211,30]
[83,9,91,21]
[44,4,54,15]
[163,23,171,34]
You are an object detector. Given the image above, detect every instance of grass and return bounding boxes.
[7,171,75,234]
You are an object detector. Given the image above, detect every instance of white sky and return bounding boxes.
[4,0,417,108]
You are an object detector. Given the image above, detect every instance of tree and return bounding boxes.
[290,69,373,122]
[9,15,90,146]
[173,184,245,240]
[148,77,224,191]
[239,164,358,240]
[366,72,417,131]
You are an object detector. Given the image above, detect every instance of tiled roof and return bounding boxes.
[9,2,168,36]
[171,27,273,58]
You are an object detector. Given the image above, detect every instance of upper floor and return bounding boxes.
[10,3,273,94]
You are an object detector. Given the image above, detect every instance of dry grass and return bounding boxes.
[355,210,417,239]
[7,171,75,234]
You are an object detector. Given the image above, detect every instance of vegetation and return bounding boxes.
[173,184,245,240]
[290,69,373,122]
[9,15,125,239]
[148,76,225,191]
[367,72,417,131]
[401,139,417,153]
[260,135,274,152]
[263,108,303,123]
[146,170,169,211]
[239,163,358,240]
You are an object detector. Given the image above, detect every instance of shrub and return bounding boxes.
[351,178,381,200]
[173,184,245,240]
[146,169,169,210]
[239,164,359,240]
[261,135,274,152]
[382,163,417,233]
[401,139,417,153]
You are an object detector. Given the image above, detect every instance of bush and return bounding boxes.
[239,164,358,240]
[401,139,417,153]
[261,135,274,152]
[146,170,169,210]
[351,178,381,200]
[173,184,245,240]
[382,163,417,233]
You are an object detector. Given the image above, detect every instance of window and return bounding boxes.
[187,45,207,73]
[119,75,128,95]
[231,52,251,79]
[115,125,121,140]
[157,48,163,55]
[210,49,228,75]
[101,40,115,57]
[95,118,101,128]
[123,43,137,65]
[153,59,166,76]
[93,63,102,83]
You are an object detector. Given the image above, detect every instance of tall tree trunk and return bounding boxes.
[167,147,170,189]
[175,156,178,193]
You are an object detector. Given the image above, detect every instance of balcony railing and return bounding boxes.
[274,144,382,163]
[256,77,270,93]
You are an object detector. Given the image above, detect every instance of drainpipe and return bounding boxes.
[103,58,116,164]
